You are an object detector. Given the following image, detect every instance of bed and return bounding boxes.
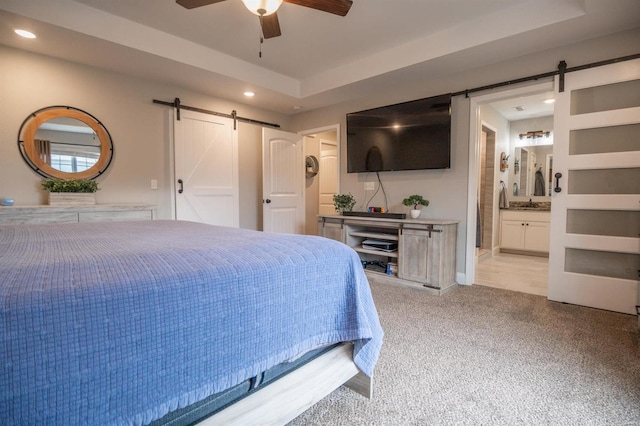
[0,220,383,425]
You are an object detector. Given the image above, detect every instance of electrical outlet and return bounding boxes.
[151,179,158,190]
[364,181,375,191]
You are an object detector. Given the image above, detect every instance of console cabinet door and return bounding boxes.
[317,218,345,243]
[398,228,430,284]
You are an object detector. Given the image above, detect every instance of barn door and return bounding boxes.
[547,59,640,314]
[174,110,239,227]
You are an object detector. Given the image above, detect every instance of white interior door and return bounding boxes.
[319,139,338,216]
[174,110,239,227]
[262,127,304,234]
[548,59,640,314]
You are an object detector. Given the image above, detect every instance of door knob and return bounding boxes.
[264,199,271,204]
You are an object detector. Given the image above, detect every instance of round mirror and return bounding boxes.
[18,106,113,180]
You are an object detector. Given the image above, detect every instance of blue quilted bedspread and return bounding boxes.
[0,220,383,425]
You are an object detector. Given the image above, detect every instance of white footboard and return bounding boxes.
[200,342,372,425]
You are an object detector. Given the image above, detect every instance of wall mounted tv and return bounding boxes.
[346,93,452,173]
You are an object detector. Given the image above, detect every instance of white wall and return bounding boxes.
[290,28,640,281]
[0,45,290,225]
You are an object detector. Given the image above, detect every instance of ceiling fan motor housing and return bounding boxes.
[242,0,283,16]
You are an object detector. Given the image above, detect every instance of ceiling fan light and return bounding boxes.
[241,0,283,16]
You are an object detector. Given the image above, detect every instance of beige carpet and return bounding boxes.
[289,280,640,425]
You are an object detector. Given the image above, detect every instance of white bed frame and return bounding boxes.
[200,342,372,425]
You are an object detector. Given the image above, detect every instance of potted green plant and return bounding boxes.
[402,194,429,218]
[333,193,356,214]
[42,178,99,206]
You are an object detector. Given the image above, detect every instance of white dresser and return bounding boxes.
[0,204,156,225]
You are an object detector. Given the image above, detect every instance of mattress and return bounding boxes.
[0,220,383,425]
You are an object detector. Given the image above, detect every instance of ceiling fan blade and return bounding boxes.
[176,0,227,10]
[284,0,353,16]
[261,13,282,39]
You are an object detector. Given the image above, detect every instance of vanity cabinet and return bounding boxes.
[318,215,458,295]
[0,204,157,225]
[500,210,550,254]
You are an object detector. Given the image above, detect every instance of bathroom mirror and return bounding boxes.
[18,106,113,180]
[512,144,553,199]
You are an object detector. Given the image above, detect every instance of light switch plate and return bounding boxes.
[364,182,375,191]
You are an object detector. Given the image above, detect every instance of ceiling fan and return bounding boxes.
[176,0,353,39]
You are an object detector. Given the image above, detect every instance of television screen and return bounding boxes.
[346,94,451,173]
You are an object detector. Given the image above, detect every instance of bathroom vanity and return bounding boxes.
[499,205,550,255]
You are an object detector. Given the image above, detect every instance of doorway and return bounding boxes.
[299,125,340,236]
[466,82,554,296]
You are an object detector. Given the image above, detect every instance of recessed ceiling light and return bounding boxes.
[244,91,255,97]
[543,98,555,104]
[15,29,36,39]
[292,106,302,110]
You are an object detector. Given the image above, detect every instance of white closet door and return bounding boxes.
[318,139,338,216]
[174,110,239,227]
[548,59,640,314]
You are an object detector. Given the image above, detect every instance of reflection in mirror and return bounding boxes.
[18,106,113,180]
[514,145,553,197]
[37,118,101,173]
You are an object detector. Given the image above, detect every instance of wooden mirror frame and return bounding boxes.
[18,106,113,180]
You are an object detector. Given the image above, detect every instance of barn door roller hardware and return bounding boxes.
[152,98,280,130]
[452,54,639,97]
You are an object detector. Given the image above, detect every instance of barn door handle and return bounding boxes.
[177,179,184,194]
[554,172,562,193]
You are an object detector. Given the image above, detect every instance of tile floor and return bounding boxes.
[474,252,549,297]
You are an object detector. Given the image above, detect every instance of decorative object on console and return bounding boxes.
[333,193,356,214]
[42,178,99,206]
[0,198,14,206]
[402,194,429,219]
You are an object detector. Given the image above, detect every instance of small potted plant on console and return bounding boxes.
[403,194,429,219]
[42,178,99,206]
[333,193,356,214]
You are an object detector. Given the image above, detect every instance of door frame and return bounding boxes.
[298,123,341,222]
[465,81,554,285]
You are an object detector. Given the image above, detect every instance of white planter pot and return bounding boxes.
[48,192,96,206]
[410,209,421,219]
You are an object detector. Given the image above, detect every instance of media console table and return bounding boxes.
[318,215,459,295]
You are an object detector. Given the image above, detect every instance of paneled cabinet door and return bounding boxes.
[523,221,550,252]
[399,228,430,284]
[318,219,345,243]
[500,220,526,249]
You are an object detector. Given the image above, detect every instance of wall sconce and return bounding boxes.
[500,152,509,172]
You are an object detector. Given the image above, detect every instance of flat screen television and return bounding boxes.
[346,93,451,173]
